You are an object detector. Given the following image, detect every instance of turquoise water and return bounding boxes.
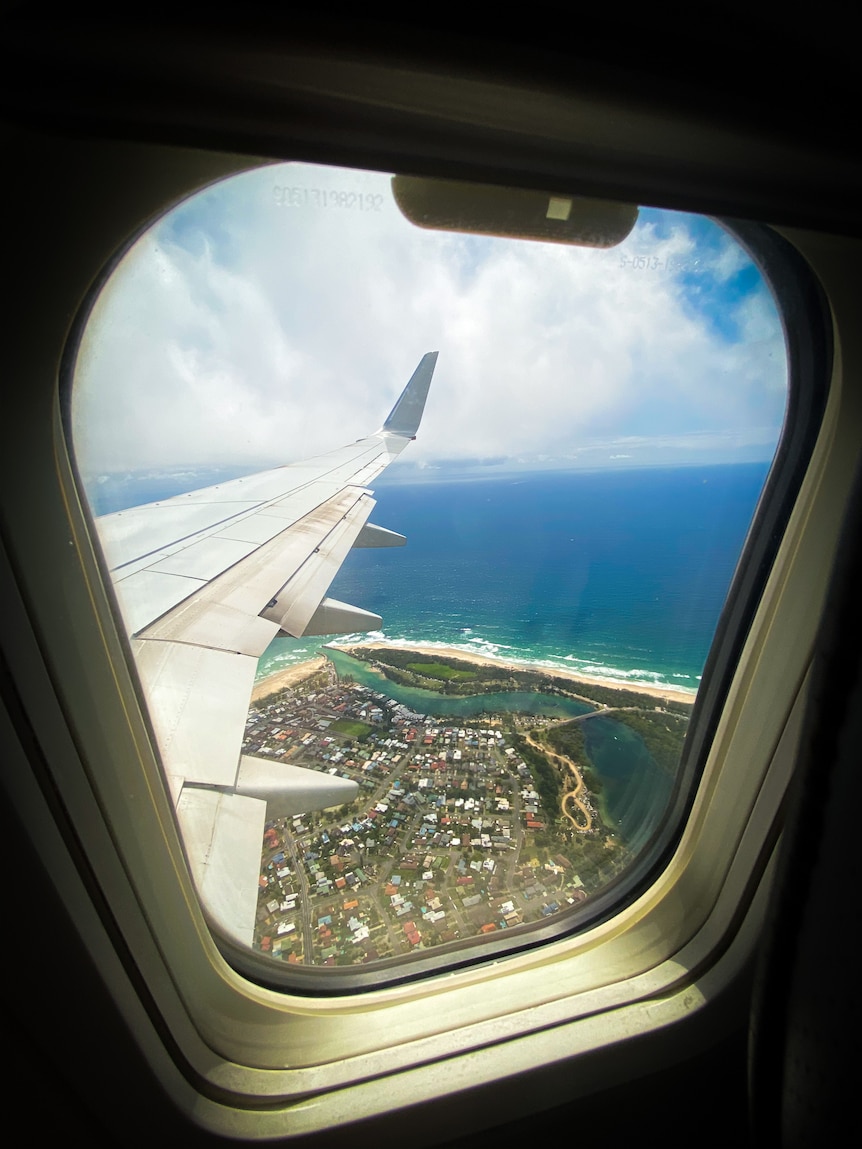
[582,718,675,852]
[324,648,594,720]
[326,649,671,846]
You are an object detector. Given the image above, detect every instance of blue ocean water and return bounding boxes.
[258,463,769,692]
[86,462,768,692]
[87,461,768,846]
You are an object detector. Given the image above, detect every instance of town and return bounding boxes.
[249,661,629,966]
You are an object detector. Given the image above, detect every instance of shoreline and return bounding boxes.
[252,641,697,707]
[251,648,703,707]
[251,655,327,702]
[335,643,697,705]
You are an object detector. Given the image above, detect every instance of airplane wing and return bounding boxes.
[96,352,437,946]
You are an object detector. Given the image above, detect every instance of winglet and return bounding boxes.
[381,352,437,437]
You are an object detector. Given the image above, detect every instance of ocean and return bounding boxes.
[255,463,769,692]
[87,461,768,846]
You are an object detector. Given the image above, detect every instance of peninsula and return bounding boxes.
[250,644,693,967]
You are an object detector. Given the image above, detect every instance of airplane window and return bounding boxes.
[69,161,789,979]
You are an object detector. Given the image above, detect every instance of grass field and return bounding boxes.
[330,719,374,739]
[407,661,477,682]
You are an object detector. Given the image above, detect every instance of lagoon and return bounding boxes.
[326,649,674,849]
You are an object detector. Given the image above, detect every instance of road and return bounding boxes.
[282,829,314,961]
[523,730,593,832]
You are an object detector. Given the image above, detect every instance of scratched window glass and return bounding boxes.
[71,162,787,971]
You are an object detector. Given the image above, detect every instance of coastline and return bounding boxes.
[251,643,698,707]
[331,642,697,706]
[251,655,327,702]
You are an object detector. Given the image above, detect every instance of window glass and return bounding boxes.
[71,162,787,972]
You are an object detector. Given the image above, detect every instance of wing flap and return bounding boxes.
[176,788,267,946]
[236,756,359,818]
[105,432,415,638]
[258,488,376,638]
[130,485,380,794]
[302,597,382,635]
[137,486,374,645]
[354,523,406,548]
[132,640,261,789]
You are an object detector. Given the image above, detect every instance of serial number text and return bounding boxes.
[273,186,385,211]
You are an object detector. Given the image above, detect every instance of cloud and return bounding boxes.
[71,162,788,479]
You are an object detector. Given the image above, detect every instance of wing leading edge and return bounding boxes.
[100,353,437,945]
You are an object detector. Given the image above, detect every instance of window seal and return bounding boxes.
[59,161,831,994]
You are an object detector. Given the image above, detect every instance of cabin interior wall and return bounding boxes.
[2,10,858,1148]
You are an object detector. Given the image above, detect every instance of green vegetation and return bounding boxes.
[406,660,476,682]
[609,710,689,776]
[330,718,374,740]
[542,673,693,715]
[528,828,624,888]
[546,721,586,762]
[546,720,604,796]
[544,708,689,791]
[349,647,559,696]
[510,730,562,822]
[345,647,695,715]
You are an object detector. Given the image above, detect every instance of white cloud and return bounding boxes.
[71,162,788,478]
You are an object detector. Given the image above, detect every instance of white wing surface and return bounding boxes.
[99,353,437,946]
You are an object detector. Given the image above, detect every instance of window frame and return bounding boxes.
[2,114,860,1138]
[63,167,830,994]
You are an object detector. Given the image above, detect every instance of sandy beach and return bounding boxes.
[251,643,697,707]
[328,642,697,706]
[251,655,327,702]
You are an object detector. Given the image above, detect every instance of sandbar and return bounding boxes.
[329,642,697,706]
[251,655,327,702]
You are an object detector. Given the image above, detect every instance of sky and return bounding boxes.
[71,161,788,482]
